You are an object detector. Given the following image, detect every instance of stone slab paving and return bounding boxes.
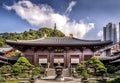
[35,76,82,83]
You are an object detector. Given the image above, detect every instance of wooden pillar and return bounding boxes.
[33,53,36,66]
[50,53,54,68]
[64,53,67,68]
[82,50,84,61]
[79,54,81,63]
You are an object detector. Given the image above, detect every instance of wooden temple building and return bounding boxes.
[6,36,111,68]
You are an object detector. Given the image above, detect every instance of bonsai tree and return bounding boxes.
[76,61,89,80]
[32,64,42,77]
[86,56,106,76]
[0,65,12,74]
[12,57,34,77]
[81,70,89,80]
[76,56,106,81]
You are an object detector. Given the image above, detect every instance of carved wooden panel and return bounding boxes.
[70,55,79,58]
[54,55,64,58]
[25,55,33,64]
[84,55,92,61]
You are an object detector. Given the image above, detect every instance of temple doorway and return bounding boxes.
[70,55,79,68]
[54,55,64,68]
[38,55,48,67]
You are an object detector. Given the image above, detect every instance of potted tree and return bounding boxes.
[76,63,89,83]
[81,70,89,83]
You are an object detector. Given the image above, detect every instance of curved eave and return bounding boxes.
[6,40,112,47]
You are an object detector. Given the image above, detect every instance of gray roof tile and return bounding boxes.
[6,37,112,46]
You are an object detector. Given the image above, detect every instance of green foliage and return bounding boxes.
[86,56,104,67]
[86,56,106,76]
[107,77,120,83]
[105,65,118,73]
[115,70,120,75]
[9,51,23,57]
[12,64,22,76]
[12,57,34,76]
[76,63,89,79]
[76,56,106,78]
[32,65,42,76]
[0,28,65,46]
[0,65,12,74]
[76,64,84,75]
[105,65,120,74]
[0,75,5,82]
[81,70,89,79]
[96,65,106,76]
[18,73,28,78]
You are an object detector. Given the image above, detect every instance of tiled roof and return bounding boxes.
[99,55,120,60]
[0,56,7,60]
[6,37,112,46]
[0,47,13,53]
[111,59,120,63]
[0,60,8,64]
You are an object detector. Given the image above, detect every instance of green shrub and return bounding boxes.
[96,65,106,76]
[12,57,34,76]
[0,65,12,74]
[32,65,42,77]
[86,56,106,76]
[18,73,28,78]
[115,70,120,75]
[105,65,117,73]
[76,56,106,78]
[81,70,89,79]
[0,75,5,82]
[108,77,120,83]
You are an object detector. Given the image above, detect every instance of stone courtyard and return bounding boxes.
[35,76,81,83]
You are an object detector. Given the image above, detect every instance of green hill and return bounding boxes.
[0,27,65,46]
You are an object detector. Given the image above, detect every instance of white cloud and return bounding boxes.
[97,30,103,40]
[65,1,76,14]
[4,0,95,38]
[116,24,119,42]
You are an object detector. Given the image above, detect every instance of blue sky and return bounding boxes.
[0,0,120,40]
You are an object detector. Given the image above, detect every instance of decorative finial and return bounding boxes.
[69,34,73,38]
[54,23,56,30]
[52,23,57,37]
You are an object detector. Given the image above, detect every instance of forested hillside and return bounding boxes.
[0,28,65,46]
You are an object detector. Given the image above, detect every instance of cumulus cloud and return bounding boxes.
[116,24,119,42]
[97,30,103,40]
[4,0,94,38]
[65,1,76,14]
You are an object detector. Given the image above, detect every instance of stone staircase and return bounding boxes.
[47,68,69,76]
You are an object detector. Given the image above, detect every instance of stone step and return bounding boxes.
[47,68,69,76]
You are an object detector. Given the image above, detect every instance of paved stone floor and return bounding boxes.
[35,76,82,83]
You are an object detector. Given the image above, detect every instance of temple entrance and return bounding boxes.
[38,55,48,67]
[70,55,79,68]
[54,63,64,67]
[54,55,64,68]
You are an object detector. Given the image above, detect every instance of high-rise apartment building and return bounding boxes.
[103,23,117,44]
[119,23,120,42]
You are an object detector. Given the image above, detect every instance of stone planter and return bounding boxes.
[29,77,36,83]
[29,80,35,83]
[81,78,89,83]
